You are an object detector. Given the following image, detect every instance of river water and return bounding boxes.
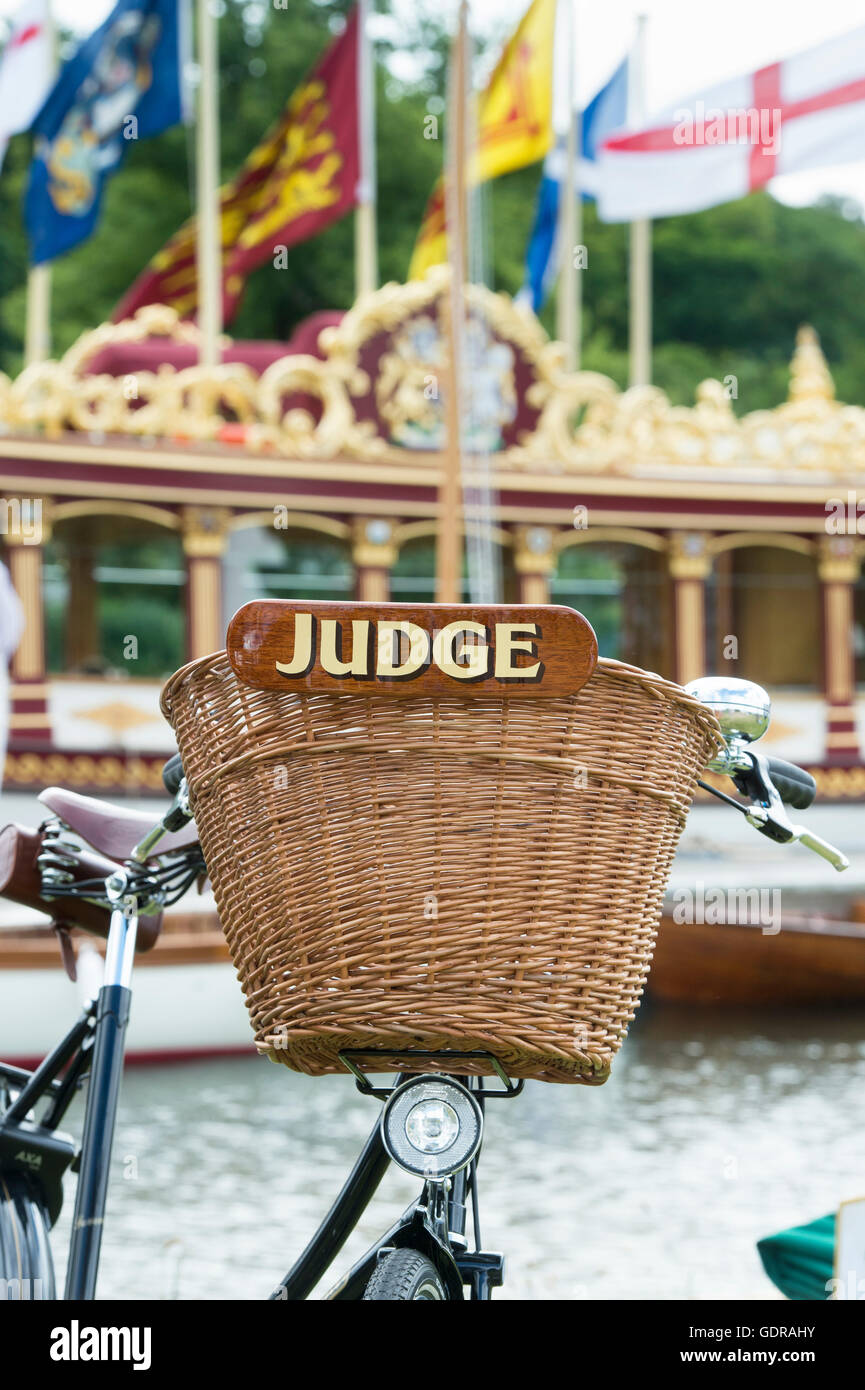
[46,1001,865,1301]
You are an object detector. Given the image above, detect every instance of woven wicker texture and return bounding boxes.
[161,655,720,1084]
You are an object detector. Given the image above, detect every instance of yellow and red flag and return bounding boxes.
[114,7,360,324]
[408,0,556,281]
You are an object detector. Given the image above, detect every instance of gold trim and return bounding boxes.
[181,506,231,558]
[353,543,398,568]
[392,519,512,548]
[817,535,862,583]
[0,470,853,534]
[708,531,816,557]
[51,499,180,531]
[3,750,167,792]
[556,526,666,555]
[230,510,350,540]
[668,531,712,580]
[0,447,858,506]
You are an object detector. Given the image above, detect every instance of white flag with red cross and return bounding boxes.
[0,0,52,171]
[597,26,865,222]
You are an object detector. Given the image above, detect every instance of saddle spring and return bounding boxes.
[37,817,85,896]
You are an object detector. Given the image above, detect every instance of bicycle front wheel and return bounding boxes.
[363,1248,447,1301]
[0,1171,56,1300]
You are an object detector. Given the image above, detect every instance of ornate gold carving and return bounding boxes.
[351,517,397,569]
[0,298,861,483]
[181,506,232,558]
[788,325,835,402]
[668,531,712,579]
[3,751,166,793]
[62,303,214,375]
[513,525,556,574]
[818,534,861,583]
[256,353,379,460]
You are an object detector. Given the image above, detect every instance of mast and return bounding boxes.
[196,0,221,366]
[556,0,581,367]
[24,0,56,366]
[628,13,651,386]
[436,0,469,604]
[354,0,378,298]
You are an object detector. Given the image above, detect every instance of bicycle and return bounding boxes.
[0,615,849,1300]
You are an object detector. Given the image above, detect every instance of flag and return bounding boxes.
[408,0,555,281]
[521,58,628,312]
[114,7,360,325]
[25,0,183,264]
[597,25,865,223]
[0,0,52,171]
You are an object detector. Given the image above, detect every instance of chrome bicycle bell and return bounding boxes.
[685,676,771,770]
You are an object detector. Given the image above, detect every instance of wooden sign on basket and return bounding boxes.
[226,601,598,699]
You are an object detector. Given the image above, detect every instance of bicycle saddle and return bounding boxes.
[38,787,199,862]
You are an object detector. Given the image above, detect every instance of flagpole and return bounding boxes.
[436,0,468,605]
[556,0,580,367]
[628,12,651,386]
[24,0,56,367]
[196,0,221,366]
[354,0,378,299]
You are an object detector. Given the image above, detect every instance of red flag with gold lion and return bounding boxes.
[113,7,359,324]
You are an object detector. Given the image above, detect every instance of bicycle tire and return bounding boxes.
[0,1171,56,1300]
[363,1248,447,1301]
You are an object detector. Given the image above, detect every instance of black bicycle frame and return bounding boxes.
[272,1064,509,1301]
[0,896,139,1300]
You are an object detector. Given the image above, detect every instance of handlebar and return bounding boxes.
[162,752,184,796]
[757,757,817,812]
[702,749,849,873]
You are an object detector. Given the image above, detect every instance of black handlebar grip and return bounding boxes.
[162,752,185,796]
[764,757,817,811]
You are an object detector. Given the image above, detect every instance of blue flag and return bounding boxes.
[26,0,184,265]
[521,58,628,312]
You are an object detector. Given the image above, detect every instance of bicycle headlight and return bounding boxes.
[381,1075,483,1180]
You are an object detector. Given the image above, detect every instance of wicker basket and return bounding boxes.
[160,654,719,1085]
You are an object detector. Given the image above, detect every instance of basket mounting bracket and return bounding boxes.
[337,1050,524,1100]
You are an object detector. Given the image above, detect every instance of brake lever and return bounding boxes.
[743,806,849,872]
[737,752,849,872]
[792,828,849,873]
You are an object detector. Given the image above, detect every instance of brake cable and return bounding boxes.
[696,779,750,815]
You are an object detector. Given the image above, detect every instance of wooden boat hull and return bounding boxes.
[0,915,254,1067]
[4,907,865,1067]
[649,915,865,1006]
